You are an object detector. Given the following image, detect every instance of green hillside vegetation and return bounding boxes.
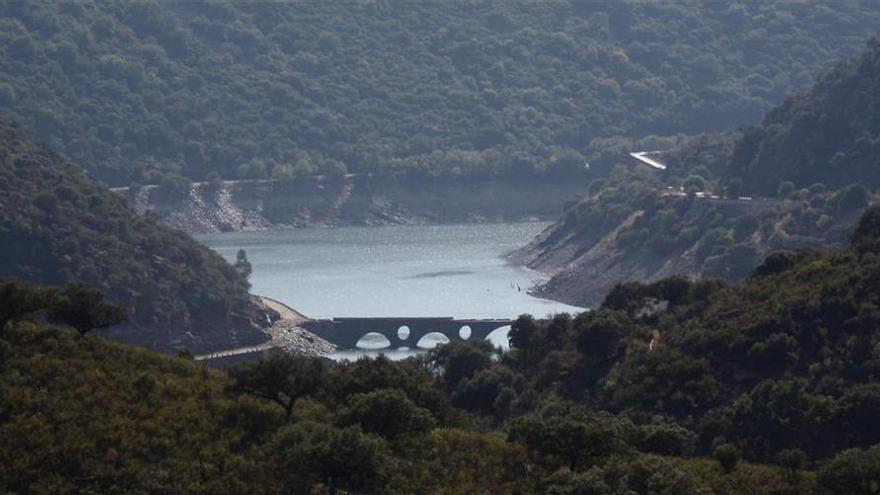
[0,118,264,352]
[0,296,808,494]
[577,165,865,278]
[4,208,880,494]
[502,207,880,466]
[2,1,880,185]
[668,38,880,196]
[725,37,880,195]
[524,39,880,305]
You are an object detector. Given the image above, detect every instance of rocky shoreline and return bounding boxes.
[508,211,656,308]
[195,296,334,364]
[119,174,588,234]
[258,296,335,357]
[265,319,336,356]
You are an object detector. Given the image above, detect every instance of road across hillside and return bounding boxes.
[629,151,667,170]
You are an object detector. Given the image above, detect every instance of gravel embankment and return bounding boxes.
[267,319,335,356]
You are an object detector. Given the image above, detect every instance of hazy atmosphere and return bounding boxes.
[2,1,880,493]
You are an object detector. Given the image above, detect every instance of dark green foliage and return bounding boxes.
[323,355,457,425]
[234,249,252,282]
[0,119,262,352]
[1,275,867,493]
[725,177,744,198]
[339,388,436,440]
[776,448,808,490]
[573,309,627,362]
[0,322,278,494]
[752,251,799,278]
[778,181,796,199]
[229,353,325,420]
[712,443,740,473]
[719,39,880,194]
[452,364,525,415]
[266,421,391,494]
[428,340,494,389]
[500,207,880,472]
[727,380,835,460]
[2,2,880,184]
[638,421,697,457]
[834,384,880,449]
[537,455,706,495]
[817,445,880,495]
[531,38,880,309]
[508,314,539,354]
[838,184,871,212]
[509,410,630,471]
[852,205,880,254]
[0,278,55,327]
[0,278,125,335]
[48,283,127,335]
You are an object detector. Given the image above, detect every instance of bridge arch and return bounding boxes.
[397,325,410,341]
[485,325,512,350]
[459,325,472,340]
[416,332,450,349]
[356,332,392,350]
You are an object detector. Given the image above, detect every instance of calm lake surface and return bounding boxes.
[199,222,582,359]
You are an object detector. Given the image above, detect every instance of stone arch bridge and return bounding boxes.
[302,317,512,349]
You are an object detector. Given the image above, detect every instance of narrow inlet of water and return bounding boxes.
[199,222,583,359]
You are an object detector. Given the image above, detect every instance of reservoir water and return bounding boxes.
[199,222,582,359]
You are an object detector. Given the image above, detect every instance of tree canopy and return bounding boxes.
[670,38,880,195]
[6,209,880,494]
[0,118,264,352]
[1,1,879,185]
[524,38,880,307]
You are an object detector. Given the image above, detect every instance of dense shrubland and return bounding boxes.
[3,208,880,494]
[2,1,880,185]
[0,118,264,352]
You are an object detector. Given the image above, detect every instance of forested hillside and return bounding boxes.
[0,119,266,352]
[502,206,880,469]
[724,38,880,195]
[519,39,880,307]
[516,166,872,307]
[2,1,879,185]
[667,37,880,195]
[1,318,786,495]
[4,208,880,494]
